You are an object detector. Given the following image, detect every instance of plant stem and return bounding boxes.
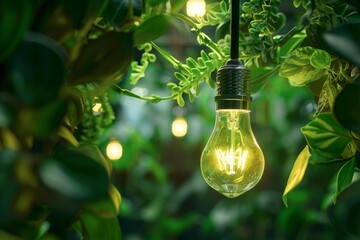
[111,84,174,102]
[172,13,225,58]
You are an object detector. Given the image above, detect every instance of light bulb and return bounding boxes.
[172,117,188,137]
[200,109,264,198]
[106,139,123,160]
[186,0,206,17]
[200,60,265,198]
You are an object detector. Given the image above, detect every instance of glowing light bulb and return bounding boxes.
[172,117,188,137]
[186,0,206,17]
[106,139,123,160]
[92,103,103,116]
[201,110,264,198]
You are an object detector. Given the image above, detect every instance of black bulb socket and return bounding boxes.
[215,59,251,110]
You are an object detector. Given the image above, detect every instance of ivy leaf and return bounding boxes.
[283,145,311,207]
[301,113,357,159]
[333,158,356,204]
[133,15,171,46]
[279,47,327,86]
[310,49,331,69]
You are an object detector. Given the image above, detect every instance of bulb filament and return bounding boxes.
[215,148,248,175]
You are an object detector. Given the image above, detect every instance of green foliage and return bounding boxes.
[279,47,329,86]
[0,0,32,61]
[301,113,357,159]
[0,0,360,238]
[334,82,360,135]
[283,146,310,207]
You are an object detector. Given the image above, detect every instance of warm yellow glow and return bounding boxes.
[215,148,248,175]
[186,0,206,17]
[92,103,103,115]
[106,140,123,160]
[200,110,265,198]
[172,117,188,138]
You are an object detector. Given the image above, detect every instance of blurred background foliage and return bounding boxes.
[1,0,360,239]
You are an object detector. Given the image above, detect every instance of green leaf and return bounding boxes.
[334,83,360,135]
[79,212,121,240]
[283,145,311,207]
[327,179,360,238]
[18,99,67,138]
[63,87,85,128]
[147,0,167,6]
[279,46,327,86]
[333,158,355,203]
[170,0,187,12]
[176,94,185,106]
[310,49,331,69]
[323,23,360,66]
[102,0,142,28]
[0,0,32,61]
[0,93,17,128]
[133,15,171,46]
[58,126,79,146]
[301,113,357,159]
[39,148,109,201]
[84,184,121,218]
[69,32,133,84]
[9,33,66,107]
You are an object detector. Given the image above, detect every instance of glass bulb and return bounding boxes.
[200,109,264,198]
[186,0,206,17]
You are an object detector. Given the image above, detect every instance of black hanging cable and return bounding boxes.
[215,0,251,110]
[230,0,240,60]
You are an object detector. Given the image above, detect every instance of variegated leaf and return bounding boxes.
[301,113,356,159]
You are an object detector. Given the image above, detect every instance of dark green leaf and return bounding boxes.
[333,158,355,203]
[301,113,357,159]
[334,83,360,135]
[133,15,171,46]
[39,148,109,201]
[323,23,360,66]
[0,93,17,128]
[0,150,17,224]
[9,33,66,107]
[60,0,89,28]
[69,32,133,84]
[0,0,32,61]
[327,180,360,239]
[102,0,142,28]
[63,86,85,128]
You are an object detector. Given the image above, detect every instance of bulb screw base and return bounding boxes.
[215,59,251,110]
